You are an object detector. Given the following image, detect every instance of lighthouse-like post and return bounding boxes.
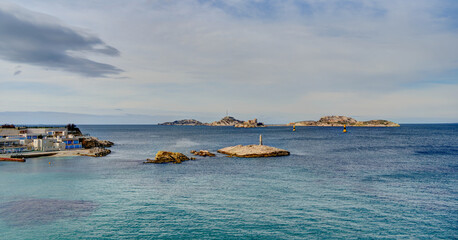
[259,134,263,145]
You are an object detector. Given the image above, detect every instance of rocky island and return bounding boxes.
[290,116,399,127]
[159,116,266,127]
[158,119,204,126]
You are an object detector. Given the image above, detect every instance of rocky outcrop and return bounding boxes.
[290,116,399,127]
[218,145,290,158]
[81,137,114,149]
[234,118,265,128]
[190,150,216,157]
[207,116,243,126]
[78,147,111,157]
[159,119,204,126]
[144,151,190,164]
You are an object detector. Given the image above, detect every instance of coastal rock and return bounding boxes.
[207,116,243,126]
[144,151,190,164]
[159,119,203,126]
[234,118,265,128]
[81,137,114,149]
[78,147,111,157]
[218,145,290,158]
[190,150,216,157]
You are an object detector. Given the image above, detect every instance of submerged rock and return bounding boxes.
[218,145,290,158]
[144,151,190,164]
[190,150,216,157]
[0,199,97,226]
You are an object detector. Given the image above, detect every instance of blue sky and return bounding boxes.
[0,0,457,124]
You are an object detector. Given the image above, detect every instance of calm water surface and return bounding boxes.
[0,125,457,239]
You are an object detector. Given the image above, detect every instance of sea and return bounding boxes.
[0,124,457,239]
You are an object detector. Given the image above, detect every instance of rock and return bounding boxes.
[217,145,290,158]
[144,151,190,164]
[190,150,216,157]
[79,147,111,157]
[81,137,114,148]
[207,116,243,126]
[158,119,204,126]
[234,118,265,128]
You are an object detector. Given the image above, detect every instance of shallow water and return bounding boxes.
[0,124,457,239]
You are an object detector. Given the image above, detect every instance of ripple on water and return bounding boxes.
[0,199,98,227]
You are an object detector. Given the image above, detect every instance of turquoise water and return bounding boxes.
[0,125,457,239]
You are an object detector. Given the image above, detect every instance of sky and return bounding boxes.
[0,0,457,124]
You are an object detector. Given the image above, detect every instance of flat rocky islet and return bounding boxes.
[217,145,290,158]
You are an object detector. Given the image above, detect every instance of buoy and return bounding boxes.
[293,125,296,132]
[343,124,347,133]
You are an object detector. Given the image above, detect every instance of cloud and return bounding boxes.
[1,0,457,122]
[0,3,122,77]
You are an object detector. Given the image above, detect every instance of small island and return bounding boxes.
[290,116,399,127]
[158,116,265,127]
[158,119,204,126]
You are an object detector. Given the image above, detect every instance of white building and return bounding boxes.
[33,139,66,152]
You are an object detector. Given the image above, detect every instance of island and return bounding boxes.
[158,116,266,127]
[158,119,204,126]
[157,115,399,128]
[289,116,399,127]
